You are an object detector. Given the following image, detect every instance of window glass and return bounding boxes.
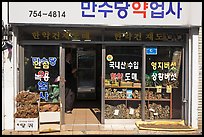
[24,45,59,103]
[105,46,142,119]
[146,46,183,119]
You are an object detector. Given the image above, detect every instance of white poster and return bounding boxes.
[15,118,38,131]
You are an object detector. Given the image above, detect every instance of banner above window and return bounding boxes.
[19,27,186,42]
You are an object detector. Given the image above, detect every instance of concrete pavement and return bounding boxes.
[2,123,202,135]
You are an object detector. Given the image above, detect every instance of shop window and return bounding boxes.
[24,45,60,103]
[146,46,183,119]
[104,46,142,119]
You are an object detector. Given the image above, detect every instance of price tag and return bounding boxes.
[166,85,172,93]
[114,109,119,115]
[156,86,162,93]
[153,112,158,116]
[129,108,134,115]
[149,108,155,112]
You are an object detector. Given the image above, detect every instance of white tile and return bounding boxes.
[111,124,125,130]
[99,124,112,130]
[124,124,137,130]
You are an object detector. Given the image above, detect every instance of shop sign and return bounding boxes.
[20,27,103,41]
[25,30,185,42]
[31,31,91,41]
[9,2,202,26]
[111,31,185,42]
[81,2,183,19]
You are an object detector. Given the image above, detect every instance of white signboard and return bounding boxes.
[15,118,38,131]
[8,2,202,26]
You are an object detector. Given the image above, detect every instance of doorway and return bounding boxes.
[62,44,102,125]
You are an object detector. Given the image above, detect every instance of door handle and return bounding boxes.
[182,99,187,103]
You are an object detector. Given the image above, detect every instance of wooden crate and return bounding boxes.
[38,101,62,133]
[39,124,60,133]
[39,112,60,123]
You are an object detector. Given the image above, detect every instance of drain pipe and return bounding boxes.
[2,49,5,130]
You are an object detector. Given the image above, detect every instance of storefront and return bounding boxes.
[4,2,202,130]
[18,26,187,123]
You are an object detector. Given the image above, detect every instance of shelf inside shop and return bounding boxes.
[104,99,170,101]
[145,87,178,89]
[105,86,141,89]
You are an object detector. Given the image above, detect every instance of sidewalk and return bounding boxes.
[2,123,202,135]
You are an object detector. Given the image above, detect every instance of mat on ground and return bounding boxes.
[135,120,196,131]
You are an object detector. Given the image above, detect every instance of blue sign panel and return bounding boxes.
[146,48,157,55]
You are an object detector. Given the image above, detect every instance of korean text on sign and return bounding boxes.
[81,2,182,19]
[109,61,139,70]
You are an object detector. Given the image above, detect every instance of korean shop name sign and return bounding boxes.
[23,29,185,42]
[9,2,202,26]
